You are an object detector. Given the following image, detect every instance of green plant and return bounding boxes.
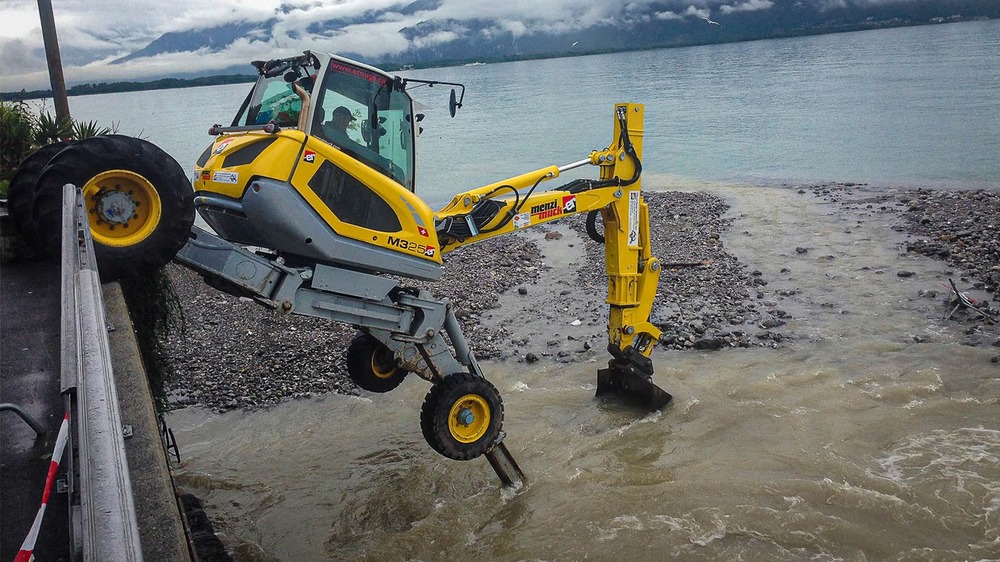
[32,111,74,145]
[0,101,35,183]
[73,119,118,139]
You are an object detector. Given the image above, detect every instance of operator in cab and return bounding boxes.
[322,106,359,147]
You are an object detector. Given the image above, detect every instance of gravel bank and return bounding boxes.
[162,187,999,411]
[800,183,999,346]
[900,189,1000,295]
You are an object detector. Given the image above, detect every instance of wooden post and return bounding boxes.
[36,0,71,123]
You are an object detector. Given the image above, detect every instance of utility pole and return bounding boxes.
[37,0,71,123]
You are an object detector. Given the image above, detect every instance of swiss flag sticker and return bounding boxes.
[417,226,429,237]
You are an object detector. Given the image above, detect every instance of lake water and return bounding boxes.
[45,21,1000,560]
[54,19,1000,208]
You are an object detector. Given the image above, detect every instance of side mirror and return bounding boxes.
[449,89,462,117]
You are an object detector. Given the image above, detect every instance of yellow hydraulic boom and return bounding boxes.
[431,104,668,409]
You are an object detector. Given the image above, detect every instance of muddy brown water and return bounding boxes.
[168,181,999,560]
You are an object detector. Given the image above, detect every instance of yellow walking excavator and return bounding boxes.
[15,51,672,486]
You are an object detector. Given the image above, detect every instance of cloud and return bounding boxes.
[809,0,849,8]
[0,37,47,76]
[720,0,774,14]
[683,5,712,19]
[654,10,684,20]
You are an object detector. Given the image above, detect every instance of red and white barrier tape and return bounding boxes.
[15,412,69,562]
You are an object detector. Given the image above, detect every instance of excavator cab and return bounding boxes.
[228,52,420,191]
[193,52,446,281]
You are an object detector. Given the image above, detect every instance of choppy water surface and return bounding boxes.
[169,182,999,560]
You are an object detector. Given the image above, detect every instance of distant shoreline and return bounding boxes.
[0,74,257,102]
[3,17,991,102]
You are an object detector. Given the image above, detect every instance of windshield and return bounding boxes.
[236,73,305,128]
[312,59,415,191]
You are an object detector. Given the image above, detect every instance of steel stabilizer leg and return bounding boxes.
[485,438,525,488]
[596,347,673,411]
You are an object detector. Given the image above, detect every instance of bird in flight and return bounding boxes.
[703,16,720,25]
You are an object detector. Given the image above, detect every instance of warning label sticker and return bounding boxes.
[628,191,640,247]
[513,212,531,229]
[213,171,239,184]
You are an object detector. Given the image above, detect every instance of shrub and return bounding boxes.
[73,119,116,139]
[33,111,74,145]
[0,101,35,185]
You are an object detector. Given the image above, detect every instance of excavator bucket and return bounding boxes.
[595,348,673,411]
[596,367,673,411]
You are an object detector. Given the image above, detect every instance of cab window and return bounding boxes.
[238,75,303,128]
[312,60,415,191]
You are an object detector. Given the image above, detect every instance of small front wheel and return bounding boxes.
[420,373,503,461]
[345,333,408,393]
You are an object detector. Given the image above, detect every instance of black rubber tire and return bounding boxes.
[420,372,503,461]
[31,135,194,281]
[345,333,408,393]
[7,142,72,238]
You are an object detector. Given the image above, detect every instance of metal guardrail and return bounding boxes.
[60,183,144,561]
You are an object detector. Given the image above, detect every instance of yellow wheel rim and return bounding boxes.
[371,348,397,380]
[83,169,162,247]
[448,394,491,444]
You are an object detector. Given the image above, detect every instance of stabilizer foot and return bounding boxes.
[485,439,525,489]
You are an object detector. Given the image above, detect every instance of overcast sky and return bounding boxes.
[0,0,878,92]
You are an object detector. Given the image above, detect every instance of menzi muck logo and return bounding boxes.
[530,195,577,220]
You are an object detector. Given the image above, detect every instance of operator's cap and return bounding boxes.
[333,106,355,121]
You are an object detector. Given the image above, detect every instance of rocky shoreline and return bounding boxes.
[162,186,1000,412]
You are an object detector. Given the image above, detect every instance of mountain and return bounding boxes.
[75,0,1000,77]
[112,20,277,65]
